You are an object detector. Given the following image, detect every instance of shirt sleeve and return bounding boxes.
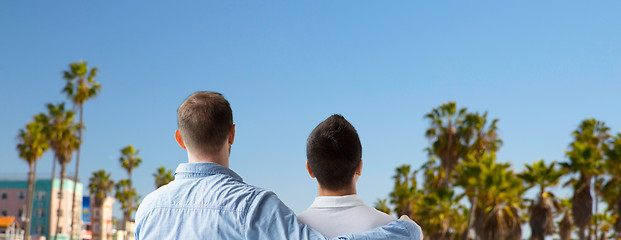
[343,220,423,240]
[244,190,327,240]
[244,190,422,240]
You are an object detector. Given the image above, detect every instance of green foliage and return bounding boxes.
[153,167,174,189]
[424,102,469,188]
[17,114,50,168]
[603,134,621,237]
[518,160,564,240]
[62,61,101,106]
[89,170,115,207]
[385,102,553,240]
[387,164,467,240]
[417,187,468,240]
[561,118,610,240]
[120,145,142,177]
[17,113,50,240]
[518,160,564,194]
[115,179,140,220]
[118,145,142,225]
[46,103,80,167]
[390,164,418,217]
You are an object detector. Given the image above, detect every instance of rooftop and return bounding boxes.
[0,216,18,228]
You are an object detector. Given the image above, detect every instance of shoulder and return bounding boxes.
[135,184,169,221]
[296,208,313,224]
[362,205,397,224]
[245,187,282,208]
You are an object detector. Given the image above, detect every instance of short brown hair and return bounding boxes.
[177,91,233,155]
[306,114,362,191]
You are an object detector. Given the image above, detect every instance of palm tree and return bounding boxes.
[89,170,114,240]
[389,165,417,217]
[62,61,101,235]
[153,167,174,189]
[603,133,621,239]
[558,198,574,240]
[118,145,141,239]
[456,153,523,240]
[120,145,142,186]
[562,119,609,240]
[416,187,467,240]
[517,160,564,240]
[115,179,140,240]
[480,161,524,240]
[455,153,486,240]
[463,112,502,159]
[46,103,80,240]
[424,102,469,188]
[17,114,50,240]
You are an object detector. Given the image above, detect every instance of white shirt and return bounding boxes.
[297,194,397,238]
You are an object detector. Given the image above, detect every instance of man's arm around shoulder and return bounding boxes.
[244,190,422,240]
[338,217,422,240]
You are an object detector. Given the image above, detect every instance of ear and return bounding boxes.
[306,161,315,178]
[355,159,363,177]
[228,124,236,145]
[175,130,187,150]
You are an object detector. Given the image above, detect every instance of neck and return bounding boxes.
[187,149,229,168]
[317,184,357,196]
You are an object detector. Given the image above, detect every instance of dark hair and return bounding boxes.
[177,91,233,155]
[306,114,362,191]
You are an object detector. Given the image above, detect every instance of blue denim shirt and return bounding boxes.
[135,163,421,240]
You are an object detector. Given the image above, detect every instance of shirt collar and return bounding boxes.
[309,194,365,208]
[174,162,243,182]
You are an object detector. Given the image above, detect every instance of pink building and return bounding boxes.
[0,178,83,240]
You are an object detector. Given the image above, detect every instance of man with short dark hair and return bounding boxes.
[135,92,421,239]
[298,114,401,238]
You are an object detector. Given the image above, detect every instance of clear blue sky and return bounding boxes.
[1,1,620,219]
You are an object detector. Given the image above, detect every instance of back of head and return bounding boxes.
[177,91,233,156]
[306,114,362,191]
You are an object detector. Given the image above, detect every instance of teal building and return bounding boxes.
[0,178,83,240]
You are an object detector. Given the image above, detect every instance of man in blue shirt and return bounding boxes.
[135,91,422,239]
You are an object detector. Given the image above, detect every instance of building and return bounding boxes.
[0,216,22,240]
[112,221,134,240]
[81,197,92,240]
[0,178,83,240]
[83,196,114,240]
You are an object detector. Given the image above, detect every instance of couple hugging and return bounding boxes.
[135,91,422,239]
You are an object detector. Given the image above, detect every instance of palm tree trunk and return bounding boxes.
[70,105,83,239]
[593,176,601,240]
[615,195,621,240]
[125,172,132,240]
[574,174,593,240]
[463,194,478,240]
[24,163,37,240]
[53,164,67,240]
[99,201,106,240]
[48,157,57,240]
[123,177,130,240]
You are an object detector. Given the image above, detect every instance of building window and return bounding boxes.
[57,227,62,234]
[1,210,7,216]
[36,191,46,200]
[1,192,7,199]
[18,209,23,218]
[36,226,45,235]
[18,191,25,200]
[35,209,45,218]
